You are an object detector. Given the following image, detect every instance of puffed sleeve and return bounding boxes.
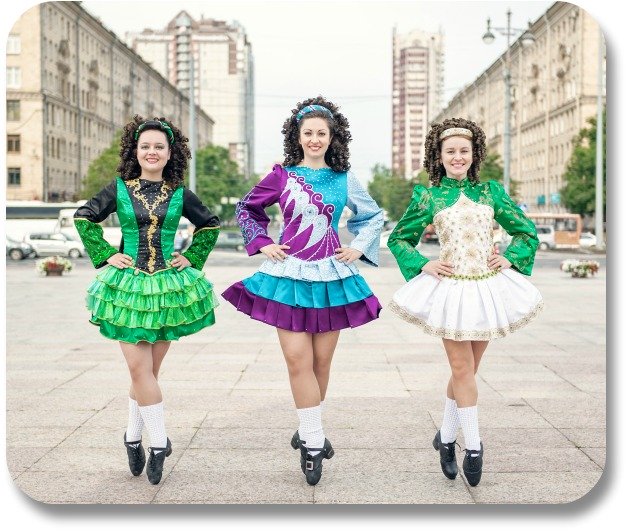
[489,180,539,275]
[345,171,384,266]
[235,165,283,256]
[387,185,434,281]
[181,188,221,270]
[73,179,119,268]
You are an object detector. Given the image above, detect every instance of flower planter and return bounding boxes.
[45,266,65,276]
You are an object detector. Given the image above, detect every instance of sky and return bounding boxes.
[1,0,626,527]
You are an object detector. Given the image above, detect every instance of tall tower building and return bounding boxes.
[129,12,255,178]
[392,28,444,179]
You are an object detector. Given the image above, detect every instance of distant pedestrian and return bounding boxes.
[387,118,543,487]
[222,96,384,485]
[74,115,220,485]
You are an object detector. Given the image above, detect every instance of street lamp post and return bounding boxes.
[482,10,535,196]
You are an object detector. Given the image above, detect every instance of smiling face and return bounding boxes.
[440,136,473,180]
[136,129,171,178]
[298,116,331,167]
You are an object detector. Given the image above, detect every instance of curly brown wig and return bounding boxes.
[423,117,487,186]
[281,96,352,172]
[117,115,190,188]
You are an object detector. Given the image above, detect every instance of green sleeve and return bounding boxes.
[74,218,119,268]
[182,227,220,270]
[490,181,539,276]
[387,185,434,281]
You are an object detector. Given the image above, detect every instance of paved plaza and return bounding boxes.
[5,249,606,504]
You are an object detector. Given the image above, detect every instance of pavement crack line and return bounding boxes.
[44,364,100,395]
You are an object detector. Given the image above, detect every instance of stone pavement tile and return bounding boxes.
[580,447,606,469]
[29,445,139,473]
[82,407,210,430]
[486,380,590,399]
[175,448,294,473]
[205,408,297,429]
[13,471,158,504]
[478,428,575,448]
[557,428,605,448]
[8,389,118,412]
[525,398,606,428]
[6,409,95,428]
[191,428,292,449]
[159,373,243,390]
[231,389,292,398]
[313,471,473,504]
[329,427,437,450]
[329,448,437,473]
[154,470,315,504]
[6,426,79,448]
[484,446,602,473]
[426,403,553,429]
[157,390,232,408]
[465,471,602,504]
[56,426,197,449]
[6,447,52,478]
[233,374,292,391]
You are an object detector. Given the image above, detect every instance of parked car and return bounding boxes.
[6,236,36,260]
[23,231,85,258]
[215,231,245,251]
[535,224,556,250]
[579,232,597,248]
[421,224,439,244]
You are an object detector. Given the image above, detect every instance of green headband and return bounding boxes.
[134,120,175,144]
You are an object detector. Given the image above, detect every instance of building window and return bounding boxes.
[7,100,20,121]
[7,135,20,153]
[6,67,21,88]
[7,34,21,54]
[8,168,21,185]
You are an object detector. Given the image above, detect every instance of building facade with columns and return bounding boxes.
[5,1,214,202]
[434,2,605,211]
[392,28,445,179]
[129,12,255,178]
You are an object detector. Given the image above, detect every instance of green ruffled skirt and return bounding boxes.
[86,265,219,343]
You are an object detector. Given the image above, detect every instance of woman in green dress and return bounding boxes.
[387,118,543,487]
[74,116,220,485]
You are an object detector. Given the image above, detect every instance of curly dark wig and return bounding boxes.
[117,114,190,188]
[281,96,352,172]
[423,117,487,186]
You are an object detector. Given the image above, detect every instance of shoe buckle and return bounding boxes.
[305,460,314,471]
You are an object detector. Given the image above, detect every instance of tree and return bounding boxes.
[560,111,606,218]
[478,152,520,200]
[367,164,420,221]
[80,131,122,199]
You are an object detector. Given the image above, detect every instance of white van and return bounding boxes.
[56,208,122,248]
[535,224,556,250]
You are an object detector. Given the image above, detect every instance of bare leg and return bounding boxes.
[442,339,476,407]
[128,340,171,400]
[277,329,319,408]
[312,330,340,401]
[445,340,489,398]
[120,341,162,406]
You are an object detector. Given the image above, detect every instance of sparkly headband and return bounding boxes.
[296,105,334,122]
[134,120,175,144]
[439,127,473,140]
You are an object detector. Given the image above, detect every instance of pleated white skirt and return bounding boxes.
[389,269,543,341]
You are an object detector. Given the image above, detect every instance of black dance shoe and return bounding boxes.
[462,442,484,487]
[123,432,146,477]
[290,430,300,450]
[298,439,335,486]
[146,438,172,485]
[432,430,458,480]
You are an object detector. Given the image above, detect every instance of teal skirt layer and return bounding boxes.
[86,265,218,343]
[241,271,374,308]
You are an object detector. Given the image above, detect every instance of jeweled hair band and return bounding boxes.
[296,105,334,122]
[439,127,473,140]
[134,120,175,144]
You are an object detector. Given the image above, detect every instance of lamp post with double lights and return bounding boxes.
[175,13,197,193]
[482,9,535,195]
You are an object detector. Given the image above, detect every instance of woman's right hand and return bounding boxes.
[260,243,290,263]
[421,260,454,280]
[106,253,134,269]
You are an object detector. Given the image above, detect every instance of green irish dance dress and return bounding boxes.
[74,177,220,343]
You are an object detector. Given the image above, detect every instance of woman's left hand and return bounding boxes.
[334,247,363,264]
[171,251,192,271]
[488,252,512,271]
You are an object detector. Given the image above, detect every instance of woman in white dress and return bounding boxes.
[387,118,543,487]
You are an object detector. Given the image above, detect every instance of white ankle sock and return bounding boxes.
[125,397,144,443]
[139,402,168,453]
[297,405,325,456]
[440,397,459,444]
[457,405,481,451]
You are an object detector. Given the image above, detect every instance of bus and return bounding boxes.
[526,213,582,249]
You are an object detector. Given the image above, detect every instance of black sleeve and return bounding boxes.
[182,188,220,229]
[74,179,118,222]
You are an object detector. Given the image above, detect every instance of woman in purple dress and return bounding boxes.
[222,97,384,485]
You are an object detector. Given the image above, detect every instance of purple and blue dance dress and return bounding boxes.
[222,164,384,332]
